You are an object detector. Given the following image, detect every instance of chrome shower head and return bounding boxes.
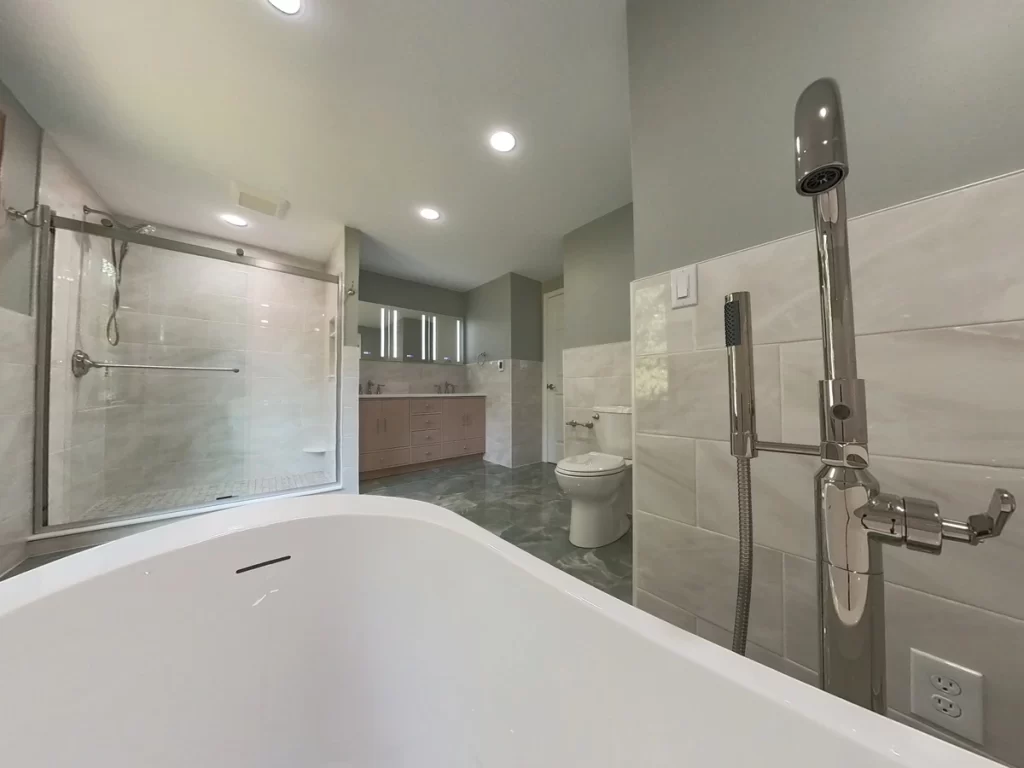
[794,77,848,196]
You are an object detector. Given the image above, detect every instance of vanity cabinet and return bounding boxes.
[360,396,485,478]
[359,398,410,452]
[442,398,485,442]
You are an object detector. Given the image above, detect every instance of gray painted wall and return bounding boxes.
[359,269,467,317]
[563,204,634,348]
[466,273,511,361]
[627,0,1024,278]
[0,79,42,315]
[465,272,543,362]
[541,275,564,294]
[510,273,542,362]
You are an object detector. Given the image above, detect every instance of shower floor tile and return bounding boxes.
[361,460,633,602]
[80,471,332,523]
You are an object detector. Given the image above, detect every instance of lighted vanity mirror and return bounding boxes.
[358,301,463,364]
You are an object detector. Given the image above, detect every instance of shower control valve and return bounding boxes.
[865,489,1015,553]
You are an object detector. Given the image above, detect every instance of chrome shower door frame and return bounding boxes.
[31,210,346,535]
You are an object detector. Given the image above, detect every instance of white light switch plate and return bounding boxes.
[670,265,697,308]
[910,648,983,744]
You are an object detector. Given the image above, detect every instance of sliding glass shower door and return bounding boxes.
[42,218,341,530]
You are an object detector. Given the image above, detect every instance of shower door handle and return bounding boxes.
[71,349,240,378]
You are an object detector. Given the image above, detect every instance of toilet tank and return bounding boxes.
[593,406,633,459]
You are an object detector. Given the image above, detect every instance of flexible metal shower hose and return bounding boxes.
[732,457,753,655]
[105,238,129,346]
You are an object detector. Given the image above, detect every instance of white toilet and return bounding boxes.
[555,405,632,548]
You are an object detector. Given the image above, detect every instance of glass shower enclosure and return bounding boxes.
[33,206,343,533]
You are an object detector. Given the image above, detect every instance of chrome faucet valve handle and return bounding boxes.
[866,488,1016,551]
[939,488,1015,544]
[954,488,1016,544]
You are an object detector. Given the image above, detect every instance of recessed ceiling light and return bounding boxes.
[267,0,301,14]
[220,213,249,227]
[419,207,441,221]
[489,131,516,152]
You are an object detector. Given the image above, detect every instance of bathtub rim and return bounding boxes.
[0,492,995,767]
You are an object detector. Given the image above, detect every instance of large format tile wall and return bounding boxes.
[94,248,331,502]
[0,306,35,572]
[510,360,542,467]
[562,342,631,457]
[38,137,117,525]
[466,359,542,467]
[359,360,468,394]
[630,170,1024,766]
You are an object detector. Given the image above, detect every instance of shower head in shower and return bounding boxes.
[794,77,848,196]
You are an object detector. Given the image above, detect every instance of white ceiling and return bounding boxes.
[0,0,632,290]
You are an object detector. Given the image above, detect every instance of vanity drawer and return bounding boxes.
[444,438,485,458]
[410,398,442,415]
[411,429,443,447]
[411,413,442,432]
[410,445,444,464]
[360,448,410,471]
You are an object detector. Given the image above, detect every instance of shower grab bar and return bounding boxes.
[71,349,240,378]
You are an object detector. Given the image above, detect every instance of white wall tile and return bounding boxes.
[0,413,33,468]
[633,169,1024,767]
[782,554,818,672]
[694,231,819,350]
[781,322,1024,467]
[692,171,1024,352]
[885,584,1024,767]
[634,434,696,525]
[871,456,1024,620]
[635,588,697,632]
[632,273,696,356]
[635,346,781,441]
[635,512,783,653]
[0,459,32,574]
[563,341,631,378]
[695,618,787,674]
[696,440,818,559]
[0,363,34,416]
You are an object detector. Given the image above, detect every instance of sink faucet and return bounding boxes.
[444,381,455,393]
[365,378,374,394]
[722,78,1016,715]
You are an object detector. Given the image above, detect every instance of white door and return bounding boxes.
[543,290,565,463]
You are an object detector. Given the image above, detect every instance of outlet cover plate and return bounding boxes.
[910,648,983,744]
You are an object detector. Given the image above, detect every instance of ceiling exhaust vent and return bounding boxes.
[231,181,290,219]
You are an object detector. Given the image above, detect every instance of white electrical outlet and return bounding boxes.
[910,648,983,744]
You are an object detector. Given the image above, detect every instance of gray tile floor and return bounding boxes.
[361,459,633,602]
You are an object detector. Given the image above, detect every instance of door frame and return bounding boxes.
[541,288,565,464]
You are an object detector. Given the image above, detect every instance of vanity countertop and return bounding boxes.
[359,393,486,399]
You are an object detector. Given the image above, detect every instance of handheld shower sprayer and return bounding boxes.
[724,292,756,655]
[84,206,154,346]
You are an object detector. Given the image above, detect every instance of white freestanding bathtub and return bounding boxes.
[0,494,993,767]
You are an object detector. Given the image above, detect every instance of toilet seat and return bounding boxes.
[555,452,626,478]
